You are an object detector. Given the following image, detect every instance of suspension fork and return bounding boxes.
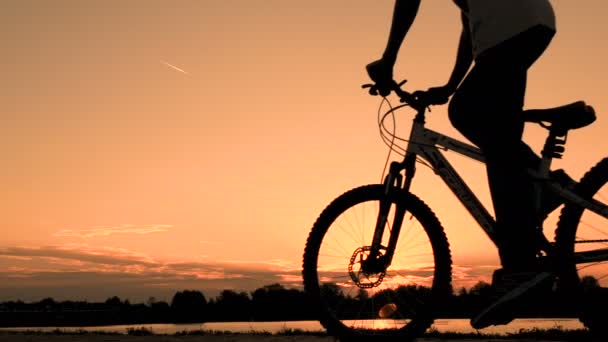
[363,153,417,272]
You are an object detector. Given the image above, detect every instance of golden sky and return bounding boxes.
[1,0,607,302]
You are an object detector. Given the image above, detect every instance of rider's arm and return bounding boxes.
[381,0,422,65]
[445,12,473,92]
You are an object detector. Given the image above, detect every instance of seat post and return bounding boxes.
[540,130,568,169]
[534,151,553,221]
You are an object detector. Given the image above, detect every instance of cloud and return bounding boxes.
[450,264,495,289]
[0,245,300,302]
[0,245,296,280]
[0,244,497,303]
[53,224,172,238]
[0,245,159,267]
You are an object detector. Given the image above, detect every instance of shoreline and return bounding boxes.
[0,327,594,342]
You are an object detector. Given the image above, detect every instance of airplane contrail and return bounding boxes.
[161,60,189,75]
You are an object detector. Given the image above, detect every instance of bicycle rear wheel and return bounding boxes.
[555,157,608,336]
[302,184,452,342]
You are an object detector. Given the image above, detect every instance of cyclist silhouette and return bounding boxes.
[366,0,574,328]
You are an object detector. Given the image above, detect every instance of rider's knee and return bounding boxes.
[448,92,469,132]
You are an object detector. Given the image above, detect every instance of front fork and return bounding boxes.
[362,153,417,274]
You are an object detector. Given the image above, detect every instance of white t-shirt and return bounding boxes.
[463,0,556,57]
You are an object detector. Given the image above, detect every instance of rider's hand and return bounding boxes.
[413,86,454,106]
[365,59,396,97]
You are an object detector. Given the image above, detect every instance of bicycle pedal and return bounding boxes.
[471,271,553,329]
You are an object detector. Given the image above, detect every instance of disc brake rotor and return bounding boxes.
[349,246,386,288]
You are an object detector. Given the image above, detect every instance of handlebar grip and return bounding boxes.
[362,80,427,112]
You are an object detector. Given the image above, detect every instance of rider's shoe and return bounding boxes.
[470,268,554,330]
[539,169,576,219]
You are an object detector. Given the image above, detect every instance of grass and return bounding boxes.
[0,326,596,340]
[423,327,593,341]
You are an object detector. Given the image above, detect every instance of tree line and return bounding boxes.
[0,276,602,327]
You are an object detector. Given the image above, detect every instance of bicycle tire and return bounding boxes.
[302,184,452,342]
[554,157,608,336]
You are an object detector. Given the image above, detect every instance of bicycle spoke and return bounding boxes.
[304,185,451,339]
[566,164,608,288]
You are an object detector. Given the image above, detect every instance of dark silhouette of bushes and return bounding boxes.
[209,290,251,321]
[250,283,312,321]
[170,290,207,323]
[0,276,601,327]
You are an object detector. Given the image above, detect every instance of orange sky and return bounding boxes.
[1,1,608,302]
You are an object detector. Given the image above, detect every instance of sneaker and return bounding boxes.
[470,268,554,330]
[538,169,576,219]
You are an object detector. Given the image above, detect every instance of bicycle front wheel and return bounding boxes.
[555,157,608,335]
[302,185,452,342]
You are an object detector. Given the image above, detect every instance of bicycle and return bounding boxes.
[301,80,607,341]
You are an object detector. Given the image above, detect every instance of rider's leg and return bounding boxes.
[449,25,556,328]
[449,64,540,269]
[448,25,556,270]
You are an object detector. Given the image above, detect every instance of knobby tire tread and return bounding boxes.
[555,157,608,337]
[302,184,452,342]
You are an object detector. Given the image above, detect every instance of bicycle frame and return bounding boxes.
[405,116,499,245]
[369,106,608,270]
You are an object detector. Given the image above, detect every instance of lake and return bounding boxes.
[0,318,585,335]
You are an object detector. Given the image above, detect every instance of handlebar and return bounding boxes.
[362,80,427,112]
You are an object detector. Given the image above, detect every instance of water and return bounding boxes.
[0,318,585,335]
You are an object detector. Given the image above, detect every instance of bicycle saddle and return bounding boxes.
[523,101,596,132]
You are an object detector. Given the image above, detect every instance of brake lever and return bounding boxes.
[362,80,404,97]
[362,83,378,96]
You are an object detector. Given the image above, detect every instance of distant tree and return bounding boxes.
[150,300,170,310]
[146,297,157,307]
[38,297,56,311]
[171,290,207,323]
[149,299,170,322]
[4,300,25,312]
[213,290,251,321]
[105,296,122,307]
[319,283,344,304]
[469,281,492,296]
[456,287,468,297]
[251,283,312,321]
